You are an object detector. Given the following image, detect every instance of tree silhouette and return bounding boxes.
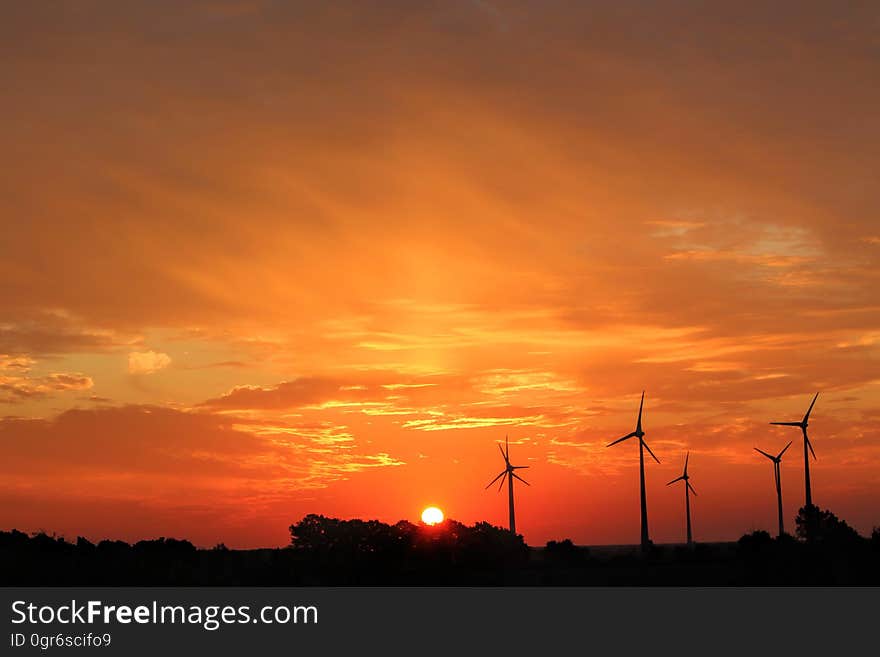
[795,505,862,545]
[287,514,527,582]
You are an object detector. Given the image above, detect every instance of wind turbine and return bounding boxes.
[485,436,529,534]
[770,392,819,509]
[666,452,696,546]
[754,441,793,537]
[607,391,660,551]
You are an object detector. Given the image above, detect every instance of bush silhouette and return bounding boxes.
[545,538,588,565]
[737,530,774,556]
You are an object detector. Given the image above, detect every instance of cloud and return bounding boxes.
[180,360,251,370]
[128,350,172,375]
[0,311,141,356]
[0,355,93,403]
[2,2,878,338]
[0,406,402,505]
[43,373,93,390]
[204,378,348,410]
[201,373,469,411]
[0,355,34,370]
[0,376,93,402]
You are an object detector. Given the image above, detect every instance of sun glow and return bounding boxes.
[421,506,444,525]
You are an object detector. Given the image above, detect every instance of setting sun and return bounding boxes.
[421,507,445,526]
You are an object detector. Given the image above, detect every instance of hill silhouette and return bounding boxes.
[2,507,878,585]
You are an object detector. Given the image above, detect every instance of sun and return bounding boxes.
[421,506,445,525]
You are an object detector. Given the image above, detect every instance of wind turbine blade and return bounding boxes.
[497,471,508,492]
[806,435,817,460]
[642,440,660,464]
[512,472,530,486]
[770,422,802,427]
[803,392,819,423]
[684,451,689,476]
[485,470,506,490]
[754,447,775,460]
[777,441,793,459]
[607,432,637,447]
[505,434,510,460]
[687,482,697,496]
[512,465,530,470]
[498,442,508,464]
[667,476,684,486]
[637,390,645,431]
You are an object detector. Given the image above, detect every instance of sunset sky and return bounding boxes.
[2,1,879,548]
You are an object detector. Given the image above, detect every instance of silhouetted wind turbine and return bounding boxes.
[666,452,696,546]
[770,392,819,509]
[755,441,793,537]
[607,391,660,551]
[485,436,529,534]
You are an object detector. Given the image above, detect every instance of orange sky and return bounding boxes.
[1,1,879,548]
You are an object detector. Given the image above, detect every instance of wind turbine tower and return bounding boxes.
[607,391,660,551]
[485,436,530,534]
[755,441,793,537]
[666,452,697,546]
[770,392,819,509]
